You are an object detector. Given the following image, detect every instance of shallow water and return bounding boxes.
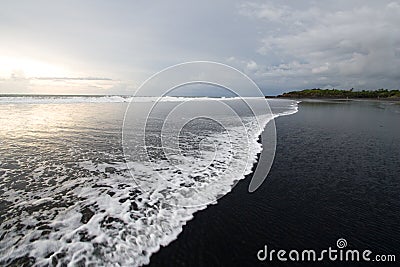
[0,97,297,266]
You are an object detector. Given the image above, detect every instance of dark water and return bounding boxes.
[149,100,400,267]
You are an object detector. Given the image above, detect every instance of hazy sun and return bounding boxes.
[0,56,69,78]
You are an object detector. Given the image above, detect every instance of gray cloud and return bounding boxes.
[237,1,400,92]
[1,1,399,95]
[33,77,113,81]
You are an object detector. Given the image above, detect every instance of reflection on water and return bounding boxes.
[0,99,297,266]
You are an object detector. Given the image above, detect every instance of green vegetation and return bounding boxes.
[279,88,400,99]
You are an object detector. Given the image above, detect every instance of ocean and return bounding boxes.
[0,96,297,266]
[149,99,400,267]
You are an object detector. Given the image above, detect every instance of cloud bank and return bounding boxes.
[1,1,399,95]
[237,1,400,93]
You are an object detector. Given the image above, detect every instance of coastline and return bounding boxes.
[279,97,400,102]
[146,107,285,266]
[275,88,400,101]
[148,99,400,267]
[269,96,400,102]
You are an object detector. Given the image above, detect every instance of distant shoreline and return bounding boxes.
[269,96,400,101]
[274,88,400,101]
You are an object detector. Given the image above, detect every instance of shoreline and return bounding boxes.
[147,99,400,267]
[271,96,400,102]
[147,112,287,266]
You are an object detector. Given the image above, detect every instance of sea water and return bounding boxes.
[0,96,298,266]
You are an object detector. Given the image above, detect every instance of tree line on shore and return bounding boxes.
[278,88,400,99]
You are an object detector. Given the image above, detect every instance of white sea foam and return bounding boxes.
[0,99,298,266]
[0,95,272,104]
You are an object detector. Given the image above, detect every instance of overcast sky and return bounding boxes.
[1,0,399,95]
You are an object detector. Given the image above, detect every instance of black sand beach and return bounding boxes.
[149,100,400,266]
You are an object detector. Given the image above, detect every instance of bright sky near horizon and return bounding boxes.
[1,0,399,95]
